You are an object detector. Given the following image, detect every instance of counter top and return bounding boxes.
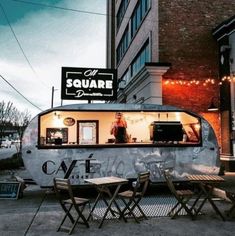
[37,141,202,149]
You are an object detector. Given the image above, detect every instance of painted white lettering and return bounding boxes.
[66,79,73,88]
[106,80,113,89]
[67,78,113,89]
[75,90,85,97]
[98,80,105,88]
[89,80,97,88]
[73,79,81,88]
[84,69,98,77]
[82,79,90,88]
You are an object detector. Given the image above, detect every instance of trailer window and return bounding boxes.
[38,110,201,148]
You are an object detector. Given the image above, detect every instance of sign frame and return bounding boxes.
[61,67,117,101]
[0,182,21,200]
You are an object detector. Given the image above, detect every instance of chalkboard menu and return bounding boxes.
[150,121,183,142]
[0,182,21,199]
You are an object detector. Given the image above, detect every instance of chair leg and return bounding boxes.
[68,204,90,235]
[58,203,90,234]
[133,199,148,219]
[226,204,235,217]
[168,202,180,217]
[170,204,184,219]
[169,197,194,220]
[170,197,189,219]
[58,204,74,231]
[74,204,90,228]
[118,198,129,222]
[120,198,148,222]
[127,202,140,223]
[120,198,140,223]
[179,199,195,220]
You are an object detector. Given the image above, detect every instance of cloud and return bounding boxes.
[0,0,106,117]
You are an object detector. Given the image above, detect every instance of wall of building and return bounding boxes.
[159,0,234,109]
[107,0,235,149]
[159,0,235,145]
[115,0,159,78]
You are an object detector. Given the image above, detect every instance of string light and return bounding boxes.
[164,74,235,86]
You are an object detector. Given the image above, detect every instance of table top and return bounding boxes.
[84,176,128,186]
[186,175,224,183]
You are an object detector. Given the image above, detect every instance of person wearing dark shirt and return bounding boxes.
[110,112,128,143]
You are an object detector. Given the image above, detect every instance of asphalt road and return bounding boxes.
[0,145,17,160]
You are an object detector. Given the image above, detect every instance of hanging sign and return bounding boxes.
[63,117,75,126]
[61,67,117,101]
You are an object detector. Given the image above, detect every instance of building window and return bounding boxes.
[116,26,129,64]
[131,40,150,77]
[131,0,150,38]
[119,69,131,89]
[116,0,129,30]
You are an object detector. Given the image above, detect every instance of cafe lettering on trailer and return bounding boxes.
[61,67,117,100]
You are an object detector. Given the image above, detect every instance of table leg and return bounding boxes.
[202,184,225,221]
[193,189,207,217]
[99,184,122,228]
[87,191,102,221]
[190,192,202,216]
[226,192,235,217]
[102,187,122,217]
[195,183,225,221]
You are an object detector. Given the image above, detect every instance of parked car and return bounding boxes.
[0,139,12,148]
[12,139,21,144]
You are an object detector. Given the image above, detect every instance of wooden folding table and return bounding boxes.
[85,176,128,228]
[187,174,225,221]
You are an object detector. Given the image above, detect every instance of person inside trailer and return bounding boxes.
[110,112,129,143]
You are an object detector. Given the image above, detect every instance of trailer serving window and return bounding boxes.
[38,110,201,148]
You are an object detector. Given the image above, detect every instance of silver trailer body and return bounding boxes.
[22,103,220,187]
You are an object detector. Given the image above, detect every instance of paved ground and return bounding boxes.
[0,169,235,236]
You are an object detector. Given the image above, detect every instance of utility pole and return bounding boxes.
[51,86,54,108]
[51,86,58,108]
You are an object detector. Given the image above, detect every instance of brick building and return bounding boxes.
[212,16,235,167]
[106,0,235,155]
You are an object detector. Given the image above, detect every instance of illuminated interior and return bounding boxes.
[39,110,201,147]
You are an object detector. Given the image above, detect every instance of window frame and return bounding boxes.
[38,109,202,149]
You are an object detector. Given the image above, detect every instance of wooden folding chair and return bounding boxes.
[118,171,150,223]
[163,170,195,220]
[226,191,235,217]
[53,178,90,234]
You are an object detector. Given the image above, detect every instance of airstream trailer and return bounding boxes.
[22,103,220,187]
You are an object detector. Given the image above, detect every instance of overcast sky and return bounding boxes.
[0,0,106,117]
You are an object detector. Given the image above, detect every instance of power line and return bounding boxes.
[8,0,159,26]
[0,3,37,75]
[0,2,49,89]
[10,0,107,16]
[9,0,219,27]
[0,74,43,111]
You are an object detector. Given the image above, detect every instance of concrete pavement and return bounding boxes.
[0,170,235,236]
